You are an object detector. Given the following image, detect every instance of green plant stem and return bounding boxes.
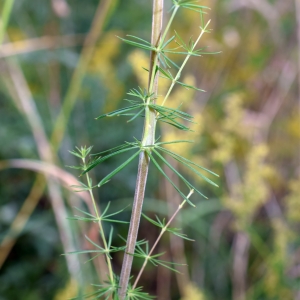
[132,189,194,289]
[161,20,211,107]
[0,0,15,45]
[83,158,114,283]
[118,1,164,298]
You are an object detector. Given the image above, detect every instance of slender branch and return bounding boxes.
[118,1,164,298]
[132,189,194,289]
[161,20,211,107]
[6,62,80,279]
[83,158,114,283]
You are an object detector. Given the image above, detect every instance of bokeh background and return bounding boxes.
[0,0,299,299]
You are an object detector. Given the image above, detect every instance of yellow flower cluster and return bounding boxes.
[54,279,78,300]
[88,31,124,112]
[263,218,293,298]
[181,282,206,300]
[286,179,300,222]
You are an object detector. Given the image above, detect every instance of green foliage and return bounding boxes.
[1,0,298,299]
[65,1,216,298]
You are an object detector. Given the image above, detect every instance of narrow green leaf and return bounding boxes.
[67,216,96,222]
[156,145,219,177]
[83,146,138,174]
[98,150,141,186]
[96,104,144,119]
[153,149,208,198]
[63,250,102,255]
[126,35,152,45]
[91,143,132,156]
[155,140,193,146]
[157,66,173,80]
[147,151,195,206]
[151,104,194,119]
[156,146,218,188]
[161,52,180,69]
[85,235,103,250]
[142,213,164,229]
[73,206,95,218]
[161,35,175,49]
[118,36,155,51]
[127,108,145,122]
[177,81,205,91]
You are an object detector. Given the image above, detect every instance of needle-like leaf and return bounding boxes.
[83,144,139,174]
[153,148,208,198]
[156,145,219,178]
[147,151,195,206]
[96,104,144,119]
[98,150,141,187]
[118,36,156,51]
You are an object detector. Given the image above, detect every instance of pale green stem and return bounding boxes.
[0,0,15,45]
[132,189,194,289]
[159,5,179,47]
[118,1,164,298]
[161,20,211,107]
[83,158,114,283]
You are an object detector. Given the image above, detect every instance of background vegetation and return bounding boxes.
[0,0,299,299]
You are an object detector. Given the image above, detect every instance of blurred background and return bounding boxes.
[0,0,299,299]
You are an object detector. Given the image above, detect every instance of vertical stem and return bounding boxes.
[85,173,114,283]
[118,0,163,298]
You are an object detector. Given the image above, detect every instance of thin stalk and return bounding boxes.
[159,5,179,47]
[0,0,15,45]
[118,1,164,298]
[83,158,114,283]
[161,20,211,107]
[132,189,194,289]
[6,62,80,279]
